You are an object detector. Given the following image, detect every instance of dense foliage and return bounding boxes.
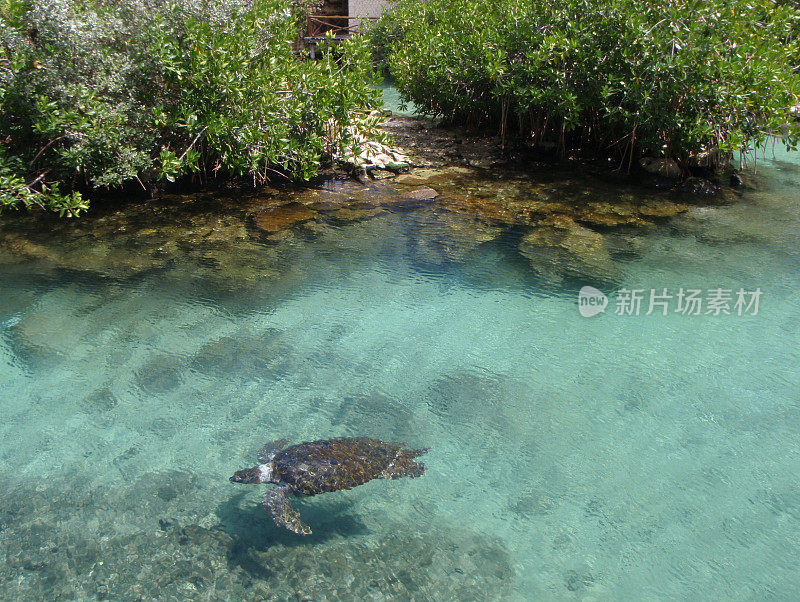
[378,0,800,169]
[0,0,379,215]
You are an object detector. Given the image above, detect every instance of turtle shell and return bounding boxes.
[271,437,404,496]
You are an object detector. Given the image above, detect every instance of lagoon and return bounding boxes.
[1,147,799,599]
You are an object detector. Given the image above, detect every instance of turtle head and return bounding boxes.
[230,464,273,484]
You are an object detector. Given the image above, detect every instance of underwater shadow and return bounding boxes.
[216,491,369,577]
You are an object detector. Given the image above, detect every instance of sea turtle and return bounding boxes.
[230,437,429,535]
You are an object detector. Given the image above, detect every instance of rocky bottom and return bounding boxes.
[0,478,513,601]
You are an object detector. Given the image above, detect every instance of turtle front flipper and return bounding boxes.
[258,439,290,463]
[263,486,312,535]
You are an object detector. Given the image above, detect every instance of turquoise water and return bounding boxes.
[380,80,419,117]
[1,150,800,599]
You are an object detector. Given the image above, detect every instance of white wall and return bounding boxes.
[348,0,392,19]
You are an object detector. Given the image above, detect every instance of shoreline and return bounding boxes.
[0,112,767,284]
[371,114,741,195]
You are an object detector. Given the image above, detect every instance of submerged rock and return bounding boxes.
[252,203,317,232]
[328,206,385,222]
[440,217,503,260]
[191,330,296,380]
[636,201,690,218]
[81,387,119,414]
[404,186,440,202]
[134,354,184,395]
[519,217,616,281]
[0,233,58,262]
[571,199,687,228]
[441,194,516,225]
[574,210,649,228]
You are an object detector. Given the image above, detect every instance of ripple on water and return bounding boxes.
[1,150,800,599]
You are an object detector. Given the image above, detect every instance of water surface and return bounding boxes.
[1,150,799,599]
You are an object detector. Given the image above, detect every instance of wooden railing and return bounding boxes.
[306,15,378,39]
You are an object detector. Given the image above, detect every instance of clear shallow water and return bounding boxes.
[380,80,419,117]
[1,151,800,600]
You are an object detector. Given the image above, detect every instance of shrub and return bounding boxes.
[365,9,406,74]
[0,0,380,215]
[382,0,800,169]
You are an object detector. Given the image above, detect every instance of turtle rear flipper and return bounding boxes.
[263,487,312,535]
[258,438,290,463]
[381,448,428,479]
